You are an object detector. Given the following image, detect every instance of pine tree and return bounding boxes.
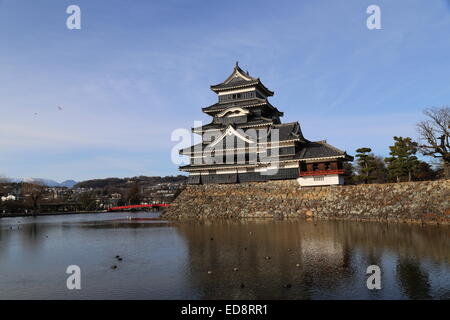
[355,147,379,184]
[384,136,420,182]
[414,161,437,181]
[372,156,388,183]
[343,162,356,185]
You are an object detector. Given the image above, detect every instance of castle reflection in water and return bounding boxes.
[0,213,449,299]
[175,219,450,299]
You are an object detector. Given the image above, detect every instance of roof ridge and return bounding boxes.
[210,64,258,88]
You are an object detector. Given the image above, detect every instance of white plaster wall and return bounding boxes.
[297,174,343,187]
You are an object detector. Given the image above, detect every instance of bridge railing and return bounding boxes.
[107,204,170,212]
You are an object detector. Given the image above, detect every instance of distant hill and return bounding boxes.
[23,178,61,187]
[74,175,187,189]
[59,180,78,188]
[3,175,186,189]
[14,178,79,188]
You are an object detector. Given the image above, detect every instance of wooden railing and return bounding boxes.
[299,169,345,176]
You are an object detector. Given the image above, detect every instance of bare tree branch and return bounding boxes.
[416,106,450,178]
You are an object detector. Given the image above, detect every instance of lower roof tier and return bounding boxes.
[181,122,304,155]
[179,140,353,172]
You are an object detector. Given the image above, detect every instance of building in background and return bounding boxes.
[1,194,16,202]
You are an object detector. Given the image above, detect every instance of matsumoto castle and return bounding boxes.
[179,63,353,186]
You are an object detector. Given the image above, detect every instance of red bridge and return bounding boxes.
[107,204,170,212]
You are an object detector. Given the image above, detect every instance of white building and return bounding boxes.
[1,194,16,202]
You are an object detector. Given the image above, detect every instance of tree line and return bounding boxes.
[345,107,449,184]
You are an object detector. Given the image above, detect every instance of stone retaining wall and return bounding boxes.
[162,179,450,224]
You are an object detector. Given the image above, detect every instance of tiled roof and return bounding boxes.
[210,64,274,95]
[202,98,269,112]
[180,163,259,171]
[271,122,304,142]
[296,141,352,160]
[211,79,259,90]
[181,122,305,155]
[179,142,205,154]
[192,119,273,133]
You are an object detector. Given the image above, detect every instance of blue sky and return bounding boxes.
[1,0,450,181]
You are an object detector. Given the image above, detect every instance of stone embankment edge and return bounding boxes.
[162,179,450,225]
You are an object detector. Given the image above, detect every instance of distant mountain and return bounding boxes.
[20,178,78,188]
[5,176,188,189]
[59,180,77,188]
[23,178,60,187]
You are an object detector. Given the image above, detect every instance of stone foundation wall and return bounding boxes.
[162,179,450,224]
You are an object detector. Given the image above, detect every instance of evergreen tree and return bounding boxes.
[436,160,447,179]
[355,147,379,184]
[384,136,420,182]
[372,156,388,183]
[343,162,356,185]
[414,161,437,181]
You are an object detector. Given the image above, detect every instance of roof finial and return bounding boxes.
[235,61,239,67]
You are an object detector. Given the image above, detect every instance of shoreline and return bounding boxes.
[2,208,449,226]
[161,212,450,225]
[0,210,105,219]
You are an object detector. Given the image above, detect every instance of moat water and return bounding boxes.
[0,211,449,299]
